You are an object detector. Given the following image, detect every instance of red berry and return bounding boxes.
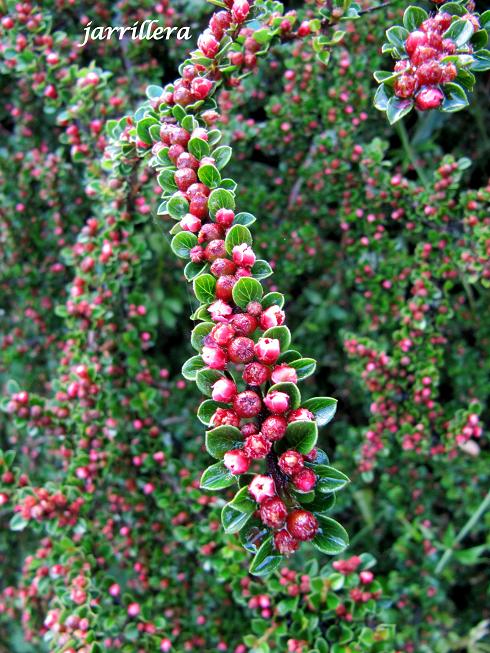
[198,223,223,244]
[211,408,240,428]
[394,74,418,99]
[230,312,257,336]
[175,168,197,192]
[210,258,236,277]
[286,510,318,541]
[244,434,271,459]
[233,390,262,418]
[254,338,280,365]
[215,208,235,227]
[224,449,250,474]
[415,86,444,111]
[274,529,299,555]
[228,337,255,363]
[242,361,270,386]
[261,415,287,441]
[212,378,237,402]
[405,30,428,57]
[216,275,236,301]
[241,422,259,437]
[264,391,290,414]
[202,346,227,370]
[278,450,304,476]
[288,408,314,422]
[293,468,316,492]
[191,77,213,100]
[260,497,288,529]
[259,305,285,329]
[210,323,235,346]
[416,61,443,86]
[189,194,208,219]
[204,239,227,261]
[232,243,256,267]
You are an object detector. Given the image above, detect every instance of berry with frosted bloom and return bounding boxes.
[288,408,315,422]
[274,529,300,555]
[232,0,250,23]
[215,275,236,301]
[232,243,256,267]
[248,475,276,503]
[243,361,270,386]
[181,213,202,232]
[198,30,220,58]
[211,408,240,428]
[241,422,259,437]
[211,322,235,346]
[233,390,262,417]
[210,257,236,277]
[415,87,444,110]
[264,390,290,414]
[254,337,281,364]
[208,300,233,321]
[293,468,317,492]
[224,449,250,474]
[204,239,227,261]
[259,305,285,329]
[260,497,288,528]
[228,336,255,363]
[271,365,298,384]
[278,450,304,476]
[287,510,318,541]
[231,312,257,335]
[262,415,288,441]
[202,346,227,370]
[191,77,213,99]
[212,378,237,402]
[244,433,272,459]
[215,208,235,227]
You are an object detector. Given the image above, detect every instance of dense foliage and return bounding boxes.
[0,1,489,652]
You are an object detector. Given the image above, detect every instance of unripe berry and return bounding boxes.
[198,31,220,58]
[271,365,298,384]
[254,338,280,364]
[248,475,276,503]
[260,305,285,329]
[261,415,287,441]
[286,510,318,541]
[191,77,213,99]
[212,378,237,402]
[288,408,315,422]
[211,323,235,346]
[215,208,235,227]
[246,301,262,317]
[228,337,255,363]
[202,346,227,370]
[264,391,290,414]
[232,0,250,23]
[243,361,270,386]
[278,450,304,476]
[233,390,262,418]
[293,468,316,492]
[204,239,227,261]
[415,86,444,110]
[244,434,271,459]
[274,529,299,555]
[260,497,288,528]
[224,449,250,474]
[232,243,256,267]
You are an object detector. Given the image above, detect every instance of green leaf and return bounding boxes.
[234,212,256,226]
[206,425,243,459]
[171,232,197,259]
[252,259,273,280]
[385,26,409,51]
[188,137,210,159]
[249,536,283,577]
[167,194,189,220]
[196,369,224,396]
[193,274,216,304]
[146,84,164,100]
[181,355,206,381]
[314,465,350,494]
[285,420,318,454]
[197,399,227,425]
[157,168,178,193]
[278,349,302,364]
[402,6,428,32]
[312,516,349,555]
[289,358,317,380]
[225,224,253,254]
[444,17,474,47]
[198,164,221,188]
[136,117,158,145]
[232,277,263,309]
[213,145,232,169]
[222,486,256,533]
[269,382,301,409]
[262,292,284,309]
[373,84,391,111]
[302,397,337,427]
[470,49,490,72]
[208,188,235,215]
[200,461,236,490]
[442,82,469,112]
[184,261,207,281]
[191,321,214,351]
[10,513,28,532]
[307,492,336,515]
[386,96,414,124]
[263,325,291,351]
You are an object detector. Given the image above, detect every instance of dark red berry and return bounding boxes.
[233,390,262,418]
[274,529,299,555]
[228,337,255,364]
[242,361,270,386]
[261,415,287,441]
[286,510,318,541]
[260,497,288,529]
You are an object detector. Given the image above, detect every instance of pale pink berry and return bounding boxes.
[212,378,237,402]
[264,390,290,414]
[254,337,280,364]
[248,475,276,503]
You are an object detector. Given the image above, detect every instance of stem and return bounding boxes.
[395,121,430,190]
[435,489,490,575]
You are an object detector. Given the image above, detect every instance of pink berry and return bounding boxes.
[233,390,262,418]
[278,450,304,476]
[260,497,288,529]
[254,337,280,365]
[293,468,316,492]
[224,449,250,474]
[248,475,276,503]
[212,378,237,402]
[259,305,285,329]
[264,390,290,414]
[415,87,444,111]
[202,346,227,370]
